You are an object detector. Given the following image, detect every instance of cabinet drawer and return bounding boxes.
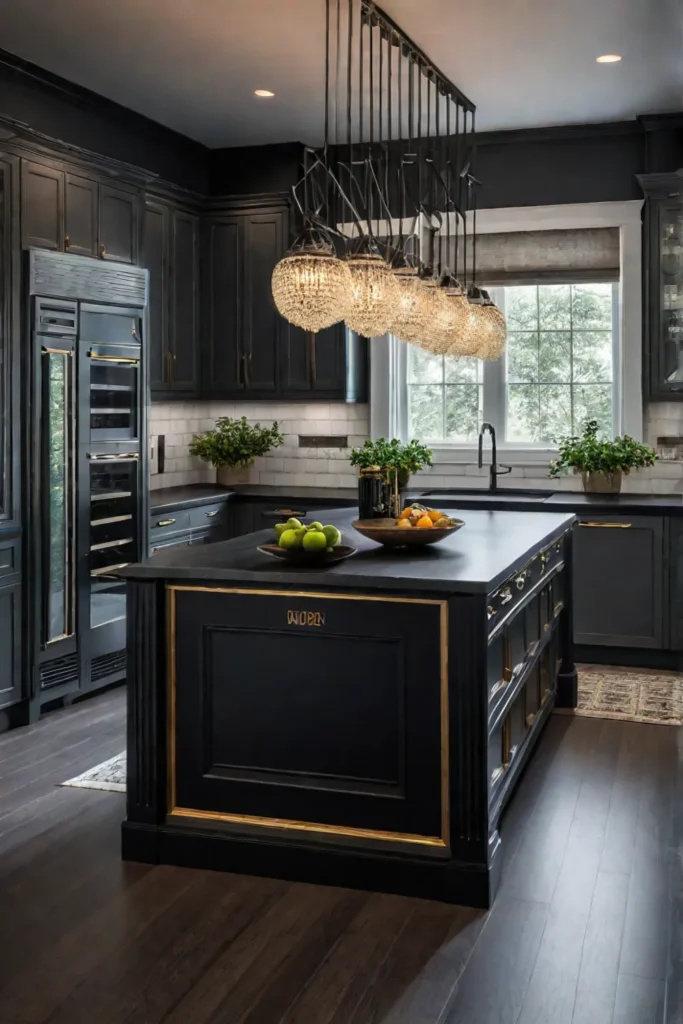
[0,536,20,582]
[150,510,191,537]
[188,503,228,530]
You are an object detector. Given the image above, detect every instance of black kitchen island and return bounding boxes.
[120,507,576,908]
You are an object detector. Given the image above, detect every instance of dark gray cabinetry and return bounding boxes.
[20,157,140,264]
[202,202,368,402]
[149,501,229,552]
[21,158,64,250]
[639,171,683,400]
[573,515,664,648]
[145,197,200,396]
[98,183,139,263]
[202,206,281,398]
[201,216,242,395]
[64,173,98,257]
[0,536,22,711]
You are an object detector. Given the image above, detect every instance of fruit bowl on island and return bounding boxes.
[352,504,465,548]
[258,517,357,566]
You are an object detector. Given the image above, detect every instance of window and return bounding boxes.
[406,282,617,445]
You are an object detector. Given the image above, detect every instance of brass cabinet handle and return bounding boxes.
[579,521,632,528]
[155,518,176,527]
[64,235,71,251]
[205,509,219,517]
[88,452,138,461]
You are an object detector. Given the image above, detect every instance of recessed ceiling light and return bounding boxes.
[596,54,622,63]
[254,89,275,97]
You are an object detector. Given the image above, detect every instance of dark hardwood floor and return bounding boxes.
[0,690,679,1024]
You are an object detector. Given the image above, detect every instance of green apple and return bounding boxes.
[293,527,307,547]
[285,518,302,531]
[274,522,288,539]
[322,525,341,547]
[302,530,327,552]
[278,529,299,549]
[308,521,324,532]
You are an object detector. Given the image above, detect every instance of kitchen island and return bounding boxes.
[120,507,576,908]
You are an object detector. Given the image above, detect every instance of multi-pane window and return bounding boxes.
[406,282,616,444]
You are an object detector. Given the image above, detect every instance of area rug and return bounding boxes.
[61,752,126,792]
[556,664,683,726]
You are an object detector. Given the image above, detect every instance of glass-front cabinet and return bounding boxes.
[640,171,683,399]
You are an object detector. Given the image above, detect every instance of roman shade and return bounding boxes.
[439,227,620,286]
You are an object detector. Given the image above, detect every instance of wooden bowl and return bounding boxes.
[257,543,357,566]
[351,518,465,547]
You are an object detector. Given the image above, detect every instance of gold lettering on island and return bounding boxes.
[287,609,325,627]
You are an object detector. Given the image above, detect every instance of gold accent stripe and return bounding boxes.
[167,584,450,849]
[169,807,447,847]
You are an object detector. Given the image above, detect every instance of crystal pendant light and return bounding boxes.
[272,232,350,333]
[344,253,399,338]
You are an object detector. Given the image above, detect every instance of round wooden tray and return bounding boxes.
[257,543,357,566]
[351,518,465,547]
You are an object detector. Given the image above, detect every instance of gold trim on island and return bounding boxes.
[166,584,450,850]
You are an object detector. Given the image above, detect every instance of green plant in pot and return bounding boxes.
[549,420,657,494]
[189,416,284,486]
[350,438,433,516]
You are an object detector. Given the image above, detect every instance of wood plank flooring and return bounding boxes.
[0,690,678,1024]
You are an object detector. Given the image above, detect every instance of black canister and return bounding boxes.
[358,466,390,519]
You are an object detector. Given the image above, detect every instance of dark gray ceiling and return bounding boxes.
[0,0,680,147]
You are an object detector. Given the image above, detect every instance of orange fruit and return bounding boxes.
[428,509,441,522]
[416,515,434,529]
[397,519,412,529]
[399,508,413,520]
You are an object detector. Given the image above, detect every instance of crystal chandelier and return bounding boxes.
[269,0,506,361]
[271,229,350,332]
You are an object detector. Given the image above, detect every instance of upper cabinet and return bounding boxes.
[21,157,141,265]
[640,171,683,400]
[144,196,199,397]
[202,201,367,402]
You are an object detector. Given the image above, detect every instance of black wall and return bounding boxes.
[0,50,209,193]
[208,142,304,197]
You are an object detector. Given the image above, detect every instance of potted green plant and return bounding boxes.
[549,420,657,493]
[350,438,433,515]
[189,416,284,486]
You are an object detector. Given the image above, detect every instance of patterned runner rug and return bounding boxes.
[61,752,126,792]
[557,664,683,726]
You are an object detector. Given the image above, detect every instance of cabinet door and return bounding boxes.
[65,174,98,257]
[170,210,199,393]
[0,580,21,710]
[21,159,64,251]
[143,201,170,392]
[573,515,664,648]
[202,217,244,395]
[99,183,139,263]
[243,211,282,392]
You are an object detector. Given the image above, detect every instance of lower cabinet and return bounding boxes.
[0,535,22,711]
[573,515,664,648]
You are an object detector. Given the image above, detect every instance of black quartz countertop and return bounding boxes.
[121,507,575,595]
[415,489,683,515]
[150,485,235,514]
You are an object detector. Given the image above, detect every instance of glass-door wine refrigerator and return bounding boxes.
[28,251,148,710]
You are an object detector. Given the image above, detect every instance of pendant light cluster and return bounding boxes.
[271,0,506,361]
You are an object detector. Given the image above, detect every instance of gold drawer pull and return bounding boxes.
[579,521,632,528]
[205,509,219,517]
[155,518,176,527]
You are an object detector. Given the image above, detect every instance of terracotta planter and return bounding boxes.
[581,470,622,494]
[216,463,253,486]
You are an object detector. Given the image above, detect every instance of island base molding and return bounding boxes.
[121,819,505,908]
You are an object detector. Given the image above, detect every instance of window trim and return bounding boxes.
[370,200,645,457]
